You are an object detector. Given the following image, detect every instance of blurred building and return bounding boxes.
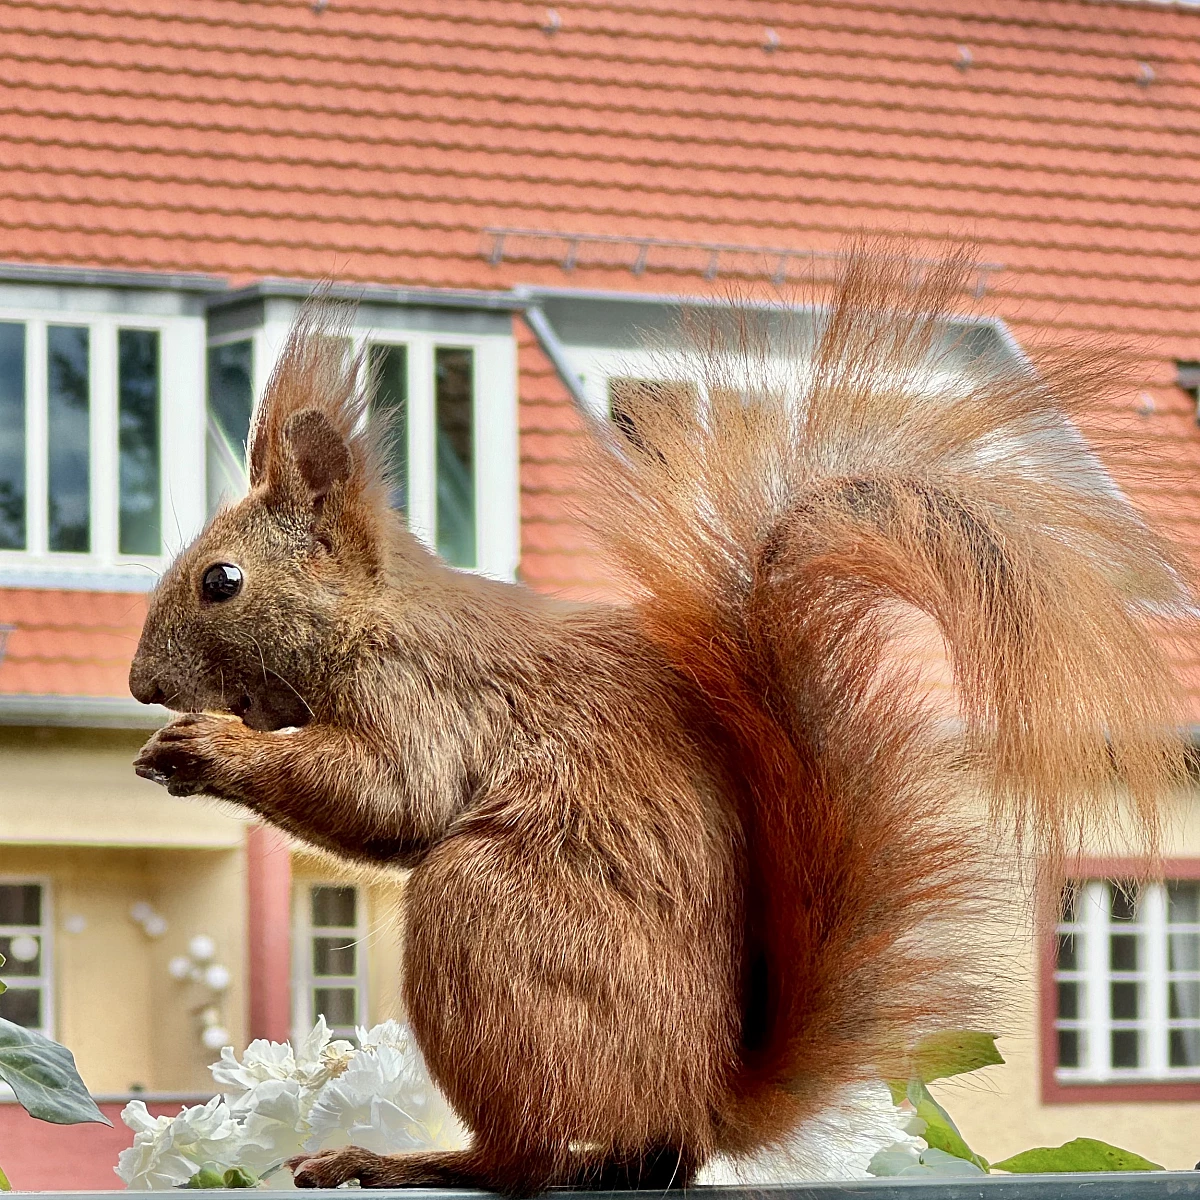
[0,0,1199,1186]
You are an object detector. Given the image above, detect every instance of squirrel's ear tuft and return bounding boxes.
[284,408,352,501]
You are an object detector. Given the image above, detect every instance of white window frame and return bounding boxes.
[291,881,369,1042]
[0,303,206,581]
[249,315,519,583]
[1054,879,1200,1083]
[0,875,53,1038]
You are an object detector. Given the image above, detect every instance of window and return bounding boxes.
[207,298,518,580]
[0,880,51,1035]
[206,338,254,515]
[363,337,485,570]
[1053,879,1200,1082]
[293,884,368,1041]
[0,298,207,580]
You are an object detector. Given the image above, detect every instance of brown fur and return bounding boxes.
[129,248,1189,1194]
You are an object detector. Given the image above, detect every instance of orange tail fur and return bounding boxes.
[583,247,1190,1153]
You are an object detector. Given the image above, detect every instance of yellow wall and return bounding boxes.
[0,842,247,1094]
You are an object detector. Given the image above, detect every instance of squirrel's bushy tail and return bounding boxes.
[582,246,1190,1152]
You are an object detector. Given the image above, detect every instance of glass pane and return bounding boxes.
[0,884,41,925]
[312,936,356,977]
[0,986,40,1027]
[1059,885,1080,925]
[47,325,90,552]
[1056,981,1079,1019]
[1110,934,1139,971]
[312,987,356,1028]
[1111,981,1140,1020]
[1057,1028,1080,1068]
[1169,1028,1200,1067]
[1171,980,1200,1020]
[1109,882,1139,922]
[310,886,355,928]
[207,341,254,454]
[118,329,161,555]
[1111,1028,1140,1067]
[0,934,40,976]
[1168,882,1200,924]
[368,344,407,512]
[434,347,474,568]
[0,323,26,549]
[1170,932,1200,973]
[1055,933,1078,970]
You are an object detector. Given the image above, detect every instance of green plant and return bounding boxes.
[876,1031,1164,1175]
[0,952,110,1189]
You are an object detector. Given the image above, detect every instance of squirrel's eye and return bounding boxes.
[201,563,244,603]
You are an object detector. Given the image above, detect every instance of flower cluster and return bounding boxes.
[115,1019,464,1189]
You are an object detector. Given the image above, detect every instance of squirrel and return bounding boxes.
[129,248,1189,1194]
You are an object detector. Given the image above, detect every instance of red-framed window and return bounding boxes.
[1041,858,1200,1103]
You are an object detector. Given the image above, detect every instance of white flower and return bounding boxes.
[115,1096,246,1190]
[698,1080,923,1184]
[116,1021,465,1188]
[305,1043,465,1155]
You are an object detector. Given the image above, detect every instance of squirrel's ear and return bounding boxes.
[283,408,352,503]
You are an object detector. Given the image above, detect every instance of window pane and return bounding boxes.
[1171,980,1200,1020]
[311,886,355,928]
[207,341,254,455]
[1055,933,1078,970]
[1169,1028,1200,1067]
[1109,882,1139,922]
[312,987,357,1028]
[1059,884,1080,925]
[0,934,40,976]
[0,884,41,925]
[368,344,407,512]
[1111,981,1140,1020]
[1168,882,1200,924]
[1057,1028,1080,1068]
[118,329,161,555]
[0,986,40,1028]
[1111,1029,1141,1067]
[434,347,474,568]
[0,323,26,549]
[1056,981,1079,1019]
[47,326,89,552]
[1110,934,1138,971]
[313,936,356,977]
[1170,932,1200,973]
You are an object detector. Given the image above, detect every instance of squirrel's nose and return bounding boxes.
[129,661,166,707]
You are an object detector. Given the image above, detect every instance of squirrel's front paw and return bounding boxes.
[134,713,243,798]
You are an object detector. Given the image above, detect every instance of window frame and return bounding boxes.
[0,302,206,582]
[290,881,370,1042]
[0,875,54,1039]
[1041,857,1200,1103]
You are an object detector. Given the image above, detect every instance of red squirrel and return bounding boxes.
[129,250,1188,1194]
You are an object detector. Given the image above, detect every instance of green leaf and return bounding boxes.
[0,1163,10,1191]
[909,1031,1004,1084]
[905,1080,989,1172]
[223,1167,259,1188]
[0,1018,110,1125]
[992,1138,1162,1174]
[185,1166,226,1189]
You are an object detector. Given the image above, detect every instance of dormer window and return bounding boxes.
[207,285,518,581]
[0,266,216,589]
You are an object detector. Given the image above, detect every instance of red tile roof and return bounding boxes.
[0,590,146,698]
[3,0,1200,712]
